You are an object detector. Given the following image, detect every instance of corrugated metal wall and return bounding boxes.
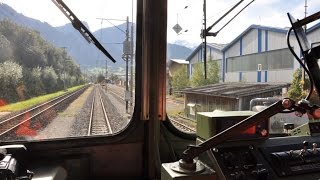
[225,41,240,57]
[185,88,283,119]
[308,28,320,46]
[188,46,223,79]
[224,28,301,83]
[185,93,238,119]
[242,29,258,55]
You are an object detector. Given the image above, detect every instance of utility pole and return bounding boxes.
[304,0,308,32]
[203,0,207,79]
[97,16,132,113]
[130,0,134,108]
[201,0,252,81]
[130,20,134,108]
[302,0,307,85]
[301,0,308,86]
[125,16,129,113]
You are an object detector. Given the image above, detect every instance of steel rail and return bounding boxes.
[87,89,95,136]
[170,118,195,133]
[99,89,113,134]
[88,86,113,135]
[0,86,88,136]
[108,90,125,101]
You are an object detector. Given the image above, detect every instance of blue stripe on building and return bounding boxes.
[258,29,262,53]
[257,71,261,82]
[265,30,268,51]
[222,52,226,82]
[265,71,267,82]
[240,37,243,56]
[239,72,242,81]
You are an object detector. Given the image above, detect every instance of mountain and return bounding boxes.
[0,3,96,67]
[167,43,193,60]
[0,3,192,70]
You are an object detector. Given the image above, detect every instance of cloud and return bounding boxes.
[0,0,136,31]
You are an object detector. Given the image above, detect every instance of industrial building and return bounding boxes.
[186,43,226,80]
[186,23,320,83]
[167,59,189,94]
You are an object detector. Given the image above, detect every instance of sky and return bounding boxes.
[0,0,319,48]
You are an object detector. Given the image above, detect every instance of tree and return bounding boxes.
[109,74,120,84]
[0,61,23,102]
[41,67,58,93]
[172,65,189,92]
[288,68,307,101]
[97,74,105,83]
[207,60,220,84]
[190,60,220,87]
[0,33,13,62]
[23,67,45,98]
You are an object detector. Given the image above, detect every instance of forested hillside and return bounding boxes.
[0,20,84,103]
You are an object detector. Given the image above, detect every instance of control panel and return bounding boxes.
[212,145,272,180]
[269,141,320,176]
[261,139,320,178]
[208,136,320,180]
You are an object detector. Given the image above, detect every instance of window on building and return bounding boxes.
[227,48,293,72]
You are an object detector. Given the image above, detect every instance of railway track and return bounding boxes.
[0,86,88,137]
[108,89,125,101]
[105,85,134,114]
[106,84,195,133]
[88,86,113,135]
[170,118,196,133]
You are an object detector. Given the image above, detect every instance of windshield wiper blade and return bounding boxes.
[51,0,116,63]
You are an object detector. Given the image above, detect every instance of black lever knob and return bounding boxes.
[303,141,309,148]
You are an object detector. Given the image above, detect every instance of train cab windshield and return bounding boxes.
[0,0,320,180]
[0,0,137,141]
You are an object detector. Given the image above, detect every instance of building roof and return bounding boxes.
[186,43,226,62]
[307,21,320,34]
[169,59,189,65]
[207,43,227,50]
[222,24,290,51]
[180,83,289,98]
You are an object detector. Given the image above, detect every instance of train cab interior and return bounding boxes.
[1,0,320,179]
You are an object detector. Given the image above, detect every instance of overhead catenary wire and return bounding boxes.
[207,2,240,20]
[211,0,255,36]
[206,0,244,33]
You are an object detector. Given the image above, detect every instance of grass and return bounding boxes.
[0,85,86,112]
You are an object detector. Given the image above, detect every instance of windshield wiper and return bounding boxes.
[51,0,116,63]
